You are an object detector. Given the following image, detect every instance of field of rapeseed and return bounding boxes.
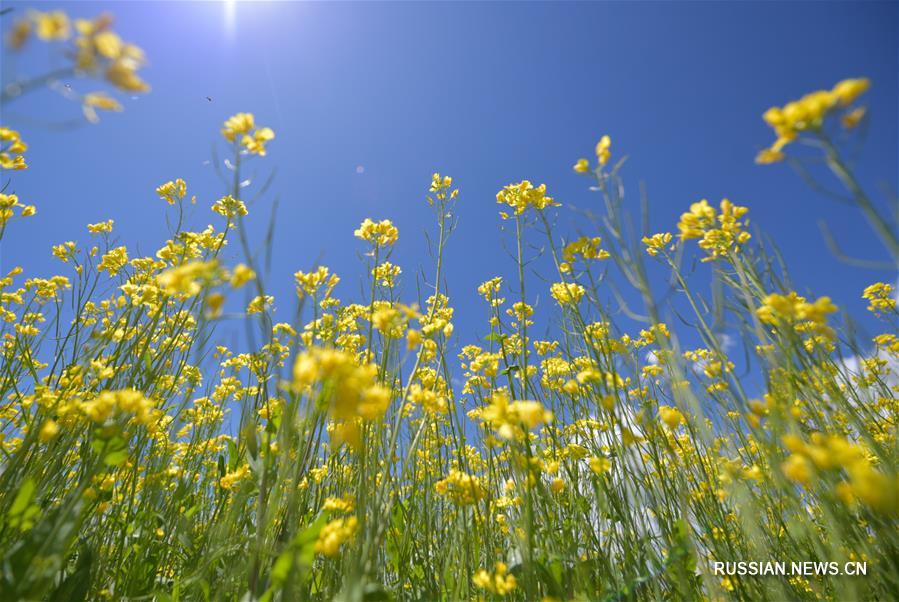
[1,7,897,602]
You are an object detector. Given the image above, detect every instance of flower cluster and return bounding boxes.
[156,179,188,205]
[434,469,486,506]
[550,281,586,306]
[757,291,837,344]
[473,562,517,595]
[221,112,275,156]
[0,193,36,230]
[782,433,898,514]
[427,172,459,206]
[292,347,390,447]
[496,180,559,218]
[315,516,358,557]
[756,77,869,164]
[573,135,613,173]
[477,389,553,441]
[0,127,28,170]
[354,218,399,247]
[862,282,896,315]
[677,198,751,261]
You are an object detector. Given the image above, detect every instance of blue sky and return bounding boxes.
[2,1,897,362]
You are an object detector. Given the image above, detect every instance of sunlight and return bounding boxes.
[223,0,237,39]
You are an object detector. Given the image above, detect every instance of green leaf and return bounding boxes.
[9,478,35,517]
[500,364,520,376]
[227,438,239,471]
[48,544,93,602]
[103,449,128,467]
[295,511,331,566]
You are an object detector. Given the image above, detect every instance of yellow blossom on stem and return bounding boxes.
[33,10,71,41]
[658,405,684,430]
[0,127,28,170]
[98,246,129,276]
[496,180,558,218]
[315,516,358,557]
[435,469,485,506]
[156,179,187,205]
[677,199,751,261]
[550,281,585,306]
[479,389,552,440]
[756,77,869,163]
[473,562,517,595]
[595,135,612,166]
[230,263,255,288]
[212,195,248,219]
[862,282,895,315]
[354,218,399,247]
[642,232,672,257]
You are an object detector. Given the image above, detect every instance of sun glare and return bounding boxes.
[223,0,237,38]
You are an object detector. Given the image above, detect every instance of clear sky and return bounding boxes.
[2,1,897,363]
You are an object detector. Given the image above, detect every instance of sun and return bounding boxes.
[223,0,237,38]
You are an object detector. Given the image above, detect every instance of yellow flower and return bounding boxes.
[230,263,256,288]
[219,464,249,490]
[435,469,485,506]
[642,232,672,256]
[550,281,585,306]
[0,127,28,170]
[589,456,612,475]
[562,236,608,262]
[294,266,339,298]
[373,261,402,287]
[156,179,187,205]
[354,218,399,247]
[156,260,218,297]
[595,135,611,166]
[7,19,32,50]
[82,92,123,123]
[757,291,837,342]
[87,220,114,234]
[322,496,355,513]
[473,562,517,596]
[93,30,123,59]
[0,193,35,227]
[81,389,155,426]
[573,158,590,173]
[33,10,71,41]
[781,454,812,487]
[754,147,785,164]
[39,420,59,443]
[222,113,255,141]
[496,180,558,218]
[862,282,895,315]
[292,348,390,448]
[242,127,275,156]
[841,106,866,129]
[315,516,358,557]
[212,195,248,219]
[246,295,273,315]
[757,77,869,163]
[831,77,870,107]
[205,292,225,318]
[658,405,684,430]
[98,246,129,276]
[479,389,552,440]
[105,57,150,93]
[677,199,751,261]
